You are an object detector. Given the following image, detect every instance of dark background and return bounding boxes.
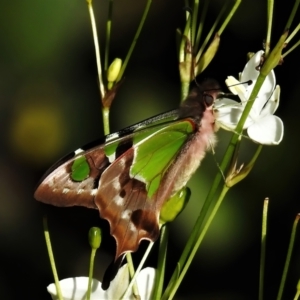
[1,0,300,299]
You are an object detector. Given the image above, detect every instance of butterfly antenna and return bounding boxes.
[228,79,253,88]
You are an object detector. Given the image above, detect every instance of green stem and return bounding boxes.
[294,280,300,300]
[122,242,155,299]
[102,107,110,135]
[87,0,105,100]
[217,0,241,35]
[294,290,300,300]
[191,0,199,47]
[166,185,230,300]
[194,0,209,52]
[265,0,274,56]
[104,0,114,71]
[277,214,300,300]
[285,23,300,44]
[180,81,191,103]
[282,38,300,58]
[259,198,269,300]
[285,0,300,31]
[87,248,96,300]
[153,225,169,300]
[43,217,63,300]
[116,0,152,82]
[195,4,225,63]
[126,253,140,298]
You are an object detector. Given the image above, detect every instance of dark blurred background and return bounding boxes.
[1,0,300,299]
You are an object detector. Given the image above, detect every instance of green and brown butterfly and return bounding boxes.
[34,78,221,287]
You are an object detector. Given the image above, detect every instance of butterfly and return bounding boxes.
[34,78,221,287]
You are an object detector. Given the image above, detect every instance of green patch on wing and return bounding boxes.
[104,142,118,158]
[130,120,195,197]
[71,156,90,181]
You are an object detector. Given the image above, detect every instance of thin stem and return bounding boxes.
[217,0,241,35]
[191,0,199,47]
[285,0,300,31]
[153,225,169,300]
[122,242,155,299]
[126,253,140,298]
[102,107,110,135]
[43,217,63,300]
[116,0,153,82]
[293,280,300,300]
[179,15,191,63]
[166,185,230,300]
[265,0,274,56]
[104,0,114,71]
[259,198,269,300]
[86,0,105,100]
[285,23,300,44]
[282,39,300,58]
[294,290,300,300]
[196,4,225,62]
[87,248,96,300]
[277,214,300,300]
[194,0,209,52]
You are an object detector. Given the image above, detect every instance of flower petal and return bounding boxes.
[136,267,156,300]
[215,99,253,130]
[240,50,276,115]
[260,85,280,117]
[107,264,130,299]
[247,115,284,145]
[225,76,247,102]
[47,277,104,300]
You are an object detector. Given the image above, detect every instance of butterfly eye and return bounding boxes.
[203,93,214,106]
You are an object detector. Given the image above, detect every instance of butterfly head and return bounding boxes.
[179,78,222,121]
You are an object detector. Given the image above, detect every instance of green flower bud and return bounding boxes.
[107,58,122,82]
[88,227,102,250]
[160,187,191,224]
[195,34,220,75]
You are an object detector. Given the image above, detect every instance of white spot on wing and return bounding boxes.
[112,178,120,190]
[106,132,120,142]
[91,189,98,196]
[75,148,84,155]
[114,195,124,206]
[107,153,115,163]
[62,188,70,194]
[77,189,84,194]
[129,222,136,231]
[121,209,130,219]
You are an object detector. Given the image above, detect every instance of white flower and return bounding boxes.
[47,264,156,300]
[215,50,284,145]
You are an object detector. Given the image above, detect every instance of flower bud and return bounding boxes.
[196,34,220,75]
[88,227,102,250]
[160,187,191,224]
[107,58,122,82]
